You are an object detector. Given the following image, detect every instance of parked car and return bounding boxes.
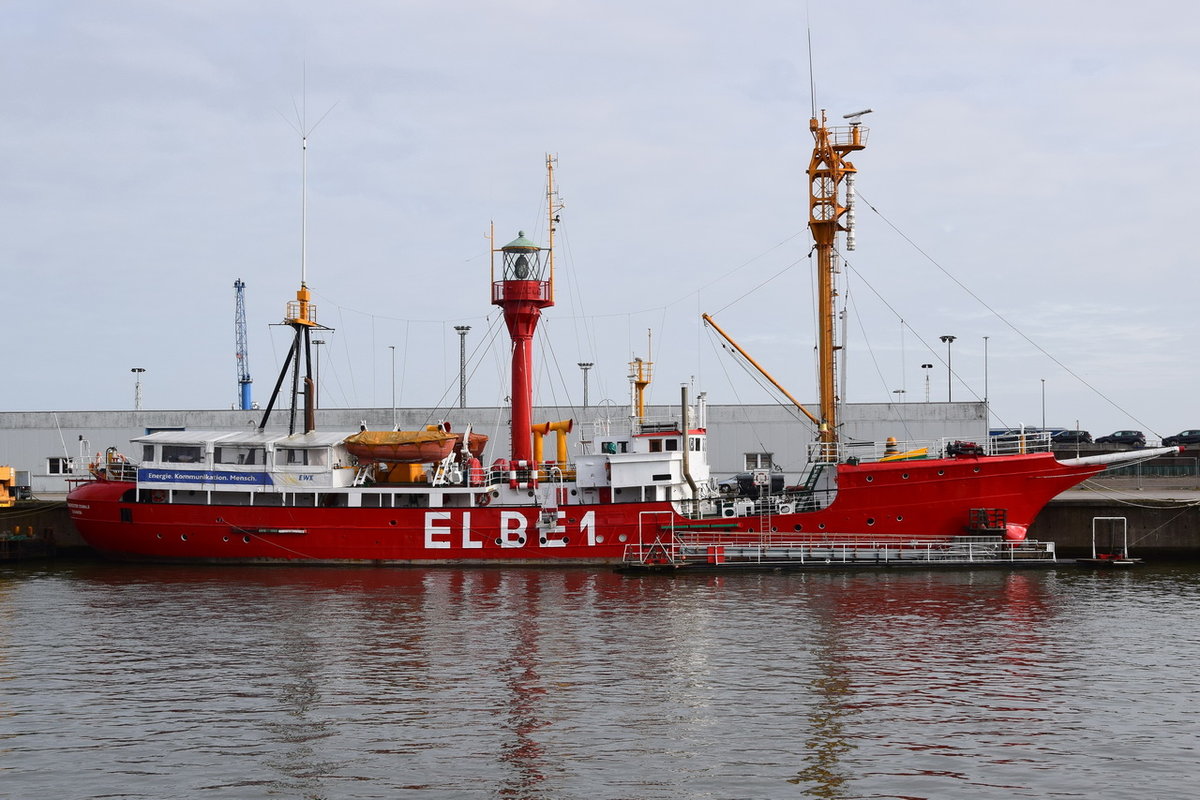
[991,428,1050,447]
[1095,430,1146,447]
[1162,430,1200,447]
[718,471,785,497]
[1051,430,1092,445]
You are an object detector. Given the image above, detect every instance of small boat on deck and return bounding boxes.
[342,429,457,463]
[340,427,488,464]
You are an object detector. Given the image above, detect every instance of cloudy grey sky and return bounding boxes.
[3,0,1198,440]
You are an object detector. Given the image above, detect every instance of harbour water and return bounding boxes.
[2,561,1198,799]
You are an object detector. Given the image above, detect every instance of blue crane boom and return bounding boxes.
[234,278,253,410]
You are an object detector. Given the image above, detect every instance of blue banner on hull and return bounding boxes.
[138,468,273,486]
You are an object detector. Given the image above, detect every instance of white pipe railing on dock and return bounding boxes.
[623,537,1056,567]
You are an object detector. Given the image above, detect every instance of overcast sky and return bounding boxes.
[3,1,1198,441]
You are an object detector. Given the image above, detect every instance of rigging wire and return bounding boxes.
[858,190,1157,435]
[413,312,509,431]
[703,326,817,433]
[844,274,918,442]
[704,332,803,464]
[709,256,806,318]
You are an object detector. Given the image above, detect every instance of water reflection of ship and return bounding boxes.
[496,572,550,796]
[789,570,1058,795]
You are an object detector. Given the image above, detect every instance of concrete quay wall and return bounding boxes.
[1030,486,1200,558]
[0,501,82,559]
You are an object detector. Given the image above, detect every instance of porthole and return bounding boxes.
[494,538,503,546]
[818,523,826,530]
[156,533,163,539]
[865,475,874,482]
[973,467,981,473]
[539,537,547,545]
[618,533,628,543]
[562,537,570,545]
[389,520,397,526]
[518,537,526,545]
[896,515,904,522]
[771,526,778,533]
[866,518,876,526]
[596,535,605,543]
[180,534,188,542]
[902,473,909,480]
[243,535,251,543]
[794,524,803,532]
[222,536,229,542]
[938,469,945,476]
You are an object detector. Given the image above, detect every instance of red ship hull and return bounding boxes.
[67,452,1102,565]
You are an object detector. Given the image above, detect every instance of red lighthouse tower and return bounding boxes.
[492,230,553,464]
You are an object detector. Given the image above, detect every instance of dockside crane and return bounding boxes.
[234,278,253,410]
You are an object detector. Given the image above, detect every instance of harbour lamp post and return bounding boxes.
[939,335,956,401]
[892,389,906,403]
[578,362,594,408]
[982,336,990,403]
[131,367,146,410]
[454,325,471,409]
[1041,378,1046,431]
[389,345,396,430]
[312,339,325,409]
[921,363,933,402]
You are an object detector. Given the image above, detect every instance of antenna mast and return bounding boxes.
[546,154,564,302]
[259,91,336,434]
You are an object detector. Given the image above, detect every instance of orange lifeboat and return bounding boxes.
[342,430,456,463]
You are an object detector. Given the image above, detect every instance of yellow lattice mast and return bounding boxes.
[808,108,869,458]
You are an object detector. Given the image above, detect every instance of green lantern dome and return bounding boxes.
[502,231,540,251]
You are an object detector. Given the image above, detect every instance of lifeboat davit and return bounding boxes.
[453,431,489,458]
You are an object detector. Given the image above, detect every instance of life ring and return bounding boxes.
[476,493,491,507]
[150,490,167,504]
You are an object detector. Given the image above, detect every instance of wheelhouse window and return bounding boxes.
[215,446,266,466]
[47,457,74,475]
[690,436,704,452]
[162,445,204,464]
[744,452,774,470]
[664,438,679,451]
[281,448,327,467]
[141,445,155,462]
